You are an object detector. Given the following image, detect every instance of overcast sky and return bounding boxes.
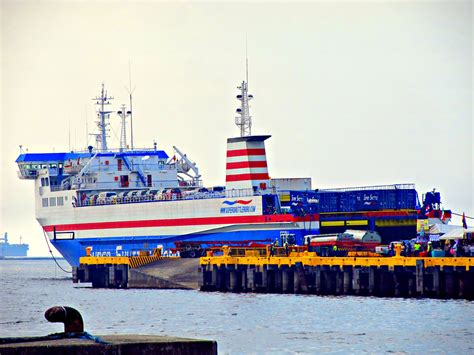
[1,1,472,256]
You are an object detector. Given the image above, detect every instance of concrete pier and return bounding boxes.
[74,257,200,289]
[200,262,474,299]
[199,248,474,299]
[1,306,217,354]
[0,334,217,354]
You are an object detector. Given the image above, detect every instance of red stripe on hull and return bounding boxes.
[43,214,319,232]
[226,161,268,169]
[225,173,270,182]
[320,210,418,218]
[226,148,266,157]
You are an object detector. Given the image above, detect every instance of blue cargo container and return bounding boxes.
[288,184,419,214]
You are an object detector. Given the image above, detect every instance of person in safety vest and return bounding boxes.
[414,243,421,256]
[427,241,432,255]
[332,244,338,256]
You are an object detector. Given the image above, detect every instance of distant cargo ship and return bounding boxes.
[0,233,29,257]
[16,80,451,267]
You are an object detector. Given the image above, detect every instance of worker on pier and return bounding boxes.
[270,244,275,257]
[463,242,470,257]
[414,242,421,256]
[444,241,453,257]
[453,241,460,257]
[332,245,338,256]
[427,242,432,256]
[406,242,412,257]
[389,243,395,257]
[284,241,289,257]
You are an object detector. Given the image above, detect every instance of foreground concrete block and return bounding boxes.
[0,334,217,355]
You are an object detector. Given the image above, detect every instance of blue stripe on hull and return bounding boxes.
[51,228,316,266]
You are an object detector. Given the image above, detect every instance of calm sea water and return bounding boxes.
[1,259,473,354]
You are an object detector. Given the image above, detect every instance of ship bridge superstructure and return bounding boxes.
[15,148,187,192]
[16,152,92,183]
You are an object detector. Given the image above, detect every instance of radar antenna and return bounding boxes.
[117,104,131,151]
[235,44,253,137]
[92,83,114,151]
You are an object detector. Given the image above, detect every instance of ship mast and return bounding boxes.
[117,104,131,151]
[127,62,136,150]
[92,84,114,151]
[235,54,253,137]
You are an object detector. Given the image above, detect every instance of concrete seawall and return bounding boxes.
[1,305,217,354]
[0,335,217,354]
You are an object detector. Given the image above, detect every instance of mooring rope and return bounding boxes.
[0,332,109,345]
[451,211,473,220]
[42,229,72,273]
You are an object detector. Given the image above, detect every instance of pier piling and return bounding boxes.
[199,250,474,299]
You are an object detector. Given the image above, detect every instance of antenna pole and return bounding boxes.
[101,84,106,150]
[245,34,249,86]
[235,38,253,137]
[128,62,134,150]
[129,91,133,150]
[117,104,131,151]
[85,105,89,148]
[68,119,71,151]
[92,83,113,151]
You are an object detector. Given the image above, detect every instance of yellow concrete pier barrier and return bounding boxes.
[199,246,474,299]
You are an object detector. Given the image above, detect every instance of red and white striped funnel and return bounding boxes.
[225,135,271,191]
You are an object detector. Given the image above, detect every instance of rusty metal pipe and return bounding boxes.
[44,306,84,333]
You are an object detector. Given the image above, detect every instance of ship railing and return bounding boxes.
[77,192,223,207]
[224,188,276,198]
[68,147,161,154]
[75,187,276,207]
[320,183,416,192]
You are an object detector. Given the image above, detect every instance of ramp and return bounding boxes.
[129,258,200,289]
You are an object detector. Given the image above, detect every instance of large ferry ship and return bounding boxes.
[16,81,451,266]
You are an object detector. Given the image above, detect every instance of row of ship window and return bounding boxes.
[23,163,63,170]
[42,196,68,208]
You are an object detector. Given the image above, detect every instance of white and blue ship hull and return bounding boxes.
[35,186,318,266]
